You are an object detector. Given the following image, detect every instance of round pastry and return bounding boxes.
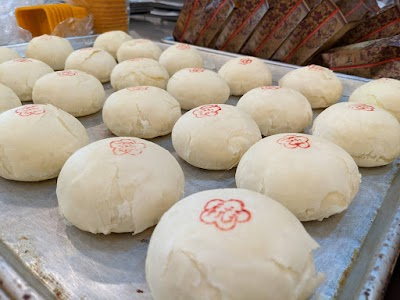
[146,188,324,300]
[167,68,230,110]
[57,137,184,234]
[0,47,20,64]
[279,65,343,108]
[312,102,400,167]
[158,43,203,76]
[117,39,163,62]
[25,34,74,70]
[172,104,261,170]
[32,70,106,117]
[349,78,400,121]
[110,58,169,90]
[218,56,272,96]
[0,58,53,101]
[237,86,312,136]
[0,104,89,181]
[65,48,116,83]
[93,30,133,59]
[0,83,21,113]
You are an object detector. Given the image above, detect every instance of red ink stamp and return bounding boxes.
[239,58,253,65]
[308,65,325,71]
[109,139,146,156]
[127,86,149,91]
[261,86,281,90]
[349,103,375,111]
[13,58,33,63]
[176,44,190,50]
[189,68,205,73]
[15,105,46,117]
[57,70,78,77]
[192,105,222,118]
[128,58,144,62]
[277,135,310,149]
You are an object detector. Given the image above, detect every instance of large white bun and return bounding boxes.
[0,83,21,113]
[93,30,133,59]
[159,43,203,75]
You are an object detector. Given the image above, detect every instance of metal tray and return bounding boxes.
[1,36,400,300]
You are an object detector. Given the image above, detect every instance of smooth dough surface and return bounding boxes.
[57,137,184,235]
[167,68,230,110]
[0,104,89,181]
[0,47,20,64]
[146,188,324,300]
[33,70,106,117]
[218,56,272,96]
[279,65,343,108]
[117,39,163,62]
[159,44,203,75]
[93,30,133,59]
[236,133,361,221]
[312,102,400,167]
[172,104,261,170]
[237,86,312,136]
[0,83,21,113]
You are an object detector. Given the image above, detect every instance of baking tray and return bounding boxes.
[1,35,400,300]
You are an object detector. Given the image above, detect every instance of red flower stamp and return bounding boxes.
[349,103,375,111]
[189,68,205,73]
[15,105,46,117]
[239,58,253,65]
[261,86,281,90]
[58,70,78,77]
[13,58,33,63]
[176,44,190,50]
[200,199,251,231]
[109,139,146,156]
[127,86,149,91]
[192,105,222,118]
[308,65,325,71]
[277,135,311,149]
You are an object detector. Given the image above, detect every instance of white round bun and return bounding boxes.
[110,58,169,91]
[0,47,20,64]
[117,39,163,62]
[237,86,312,136]
[146,188,324,300]
[172,104,261,170]
[312,102,400,167]
[65,48,116,83]
[0,104,89,181]
[218,56,272,96]
[159,43,203,76]
[167,68,230,110]
[25,35,74,70]
[0,58,53,101]
[0,83,21,113]
[57,137,184,234]
[279,65,343,108]
[32,70,106,117]
[93,30,133,59]
[103,86,181,138]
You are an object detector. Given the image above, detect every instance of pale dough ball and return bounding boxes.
[32,70,106,117]
[0,104,89,181]
[167,68,230,110]
[57,137,184,234]
[146,188,324,300]
[117,39,163,62]
[25,35,74,70]
[312,102,400,167]
[349,78,400,121]
[0,83,21,113]
[237,86,312,136]
[93,30,133,59]
[110,58,169,90]
[279,65,343,109]
[159,43,203,76]
[218,56,272,96]
[172,104,261,170]
[0,58,53,101]
[0,47,20,64]
[65,48,116,83]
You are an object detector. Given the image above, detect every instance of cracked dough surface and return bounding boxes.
[159,44,203,76]
[93,30,133,59]
[0,83,21,113]
[0,47,20,64]
[117,39,163,62]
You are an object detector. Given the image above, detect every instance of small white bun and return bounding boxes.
[0,104,89,181]
[103,86,181,139]
[65,48,116,83]
[93,30,133,59]
[32,70,106,117]
[57,137,185,235]
[349,78,400,121]
[117,39,163,62]
[146,188,324,300]
[172,104,261,170]
[0,47,20,64]
[279,65,343,108]
[312,102,400,167]
[159,43,203,76]
[237,86,312,136]
[218,56,272,96]
[25,35,74,70]
[0,83,21,113]
[0,58,53,101]
[111,58,169,91]
[236,133,361,221]
[167,68,230,110]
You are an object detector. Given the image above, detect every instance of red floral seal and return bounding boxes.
[261,86,281,90]
[109,139,146,156]
[58,70,78,77]
[349,103,375,111]
[307,65,325,71]
[277,135,311,149]
[15,105,46,117]
[239,58,253,65]
[13,58,33,63]
[192,105,222,118]
[127,86,149,91]
[176,44,190,50]
[200,199,251,231]
[189,68,205,73]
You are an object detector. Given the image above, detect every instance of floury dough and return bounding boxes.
[236,134,361,221]
[57,137,185,235]
[103,86,181,139]
[0,83,21,113]
[167,68,230,110]
[146,188,324,300]
[172,104,262,170]
[32,70,106,117]
[93,30,133,59]
[159,44,203,75]
[117,39,163,62]
[0,47,20,64]
[0,104,89,181]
